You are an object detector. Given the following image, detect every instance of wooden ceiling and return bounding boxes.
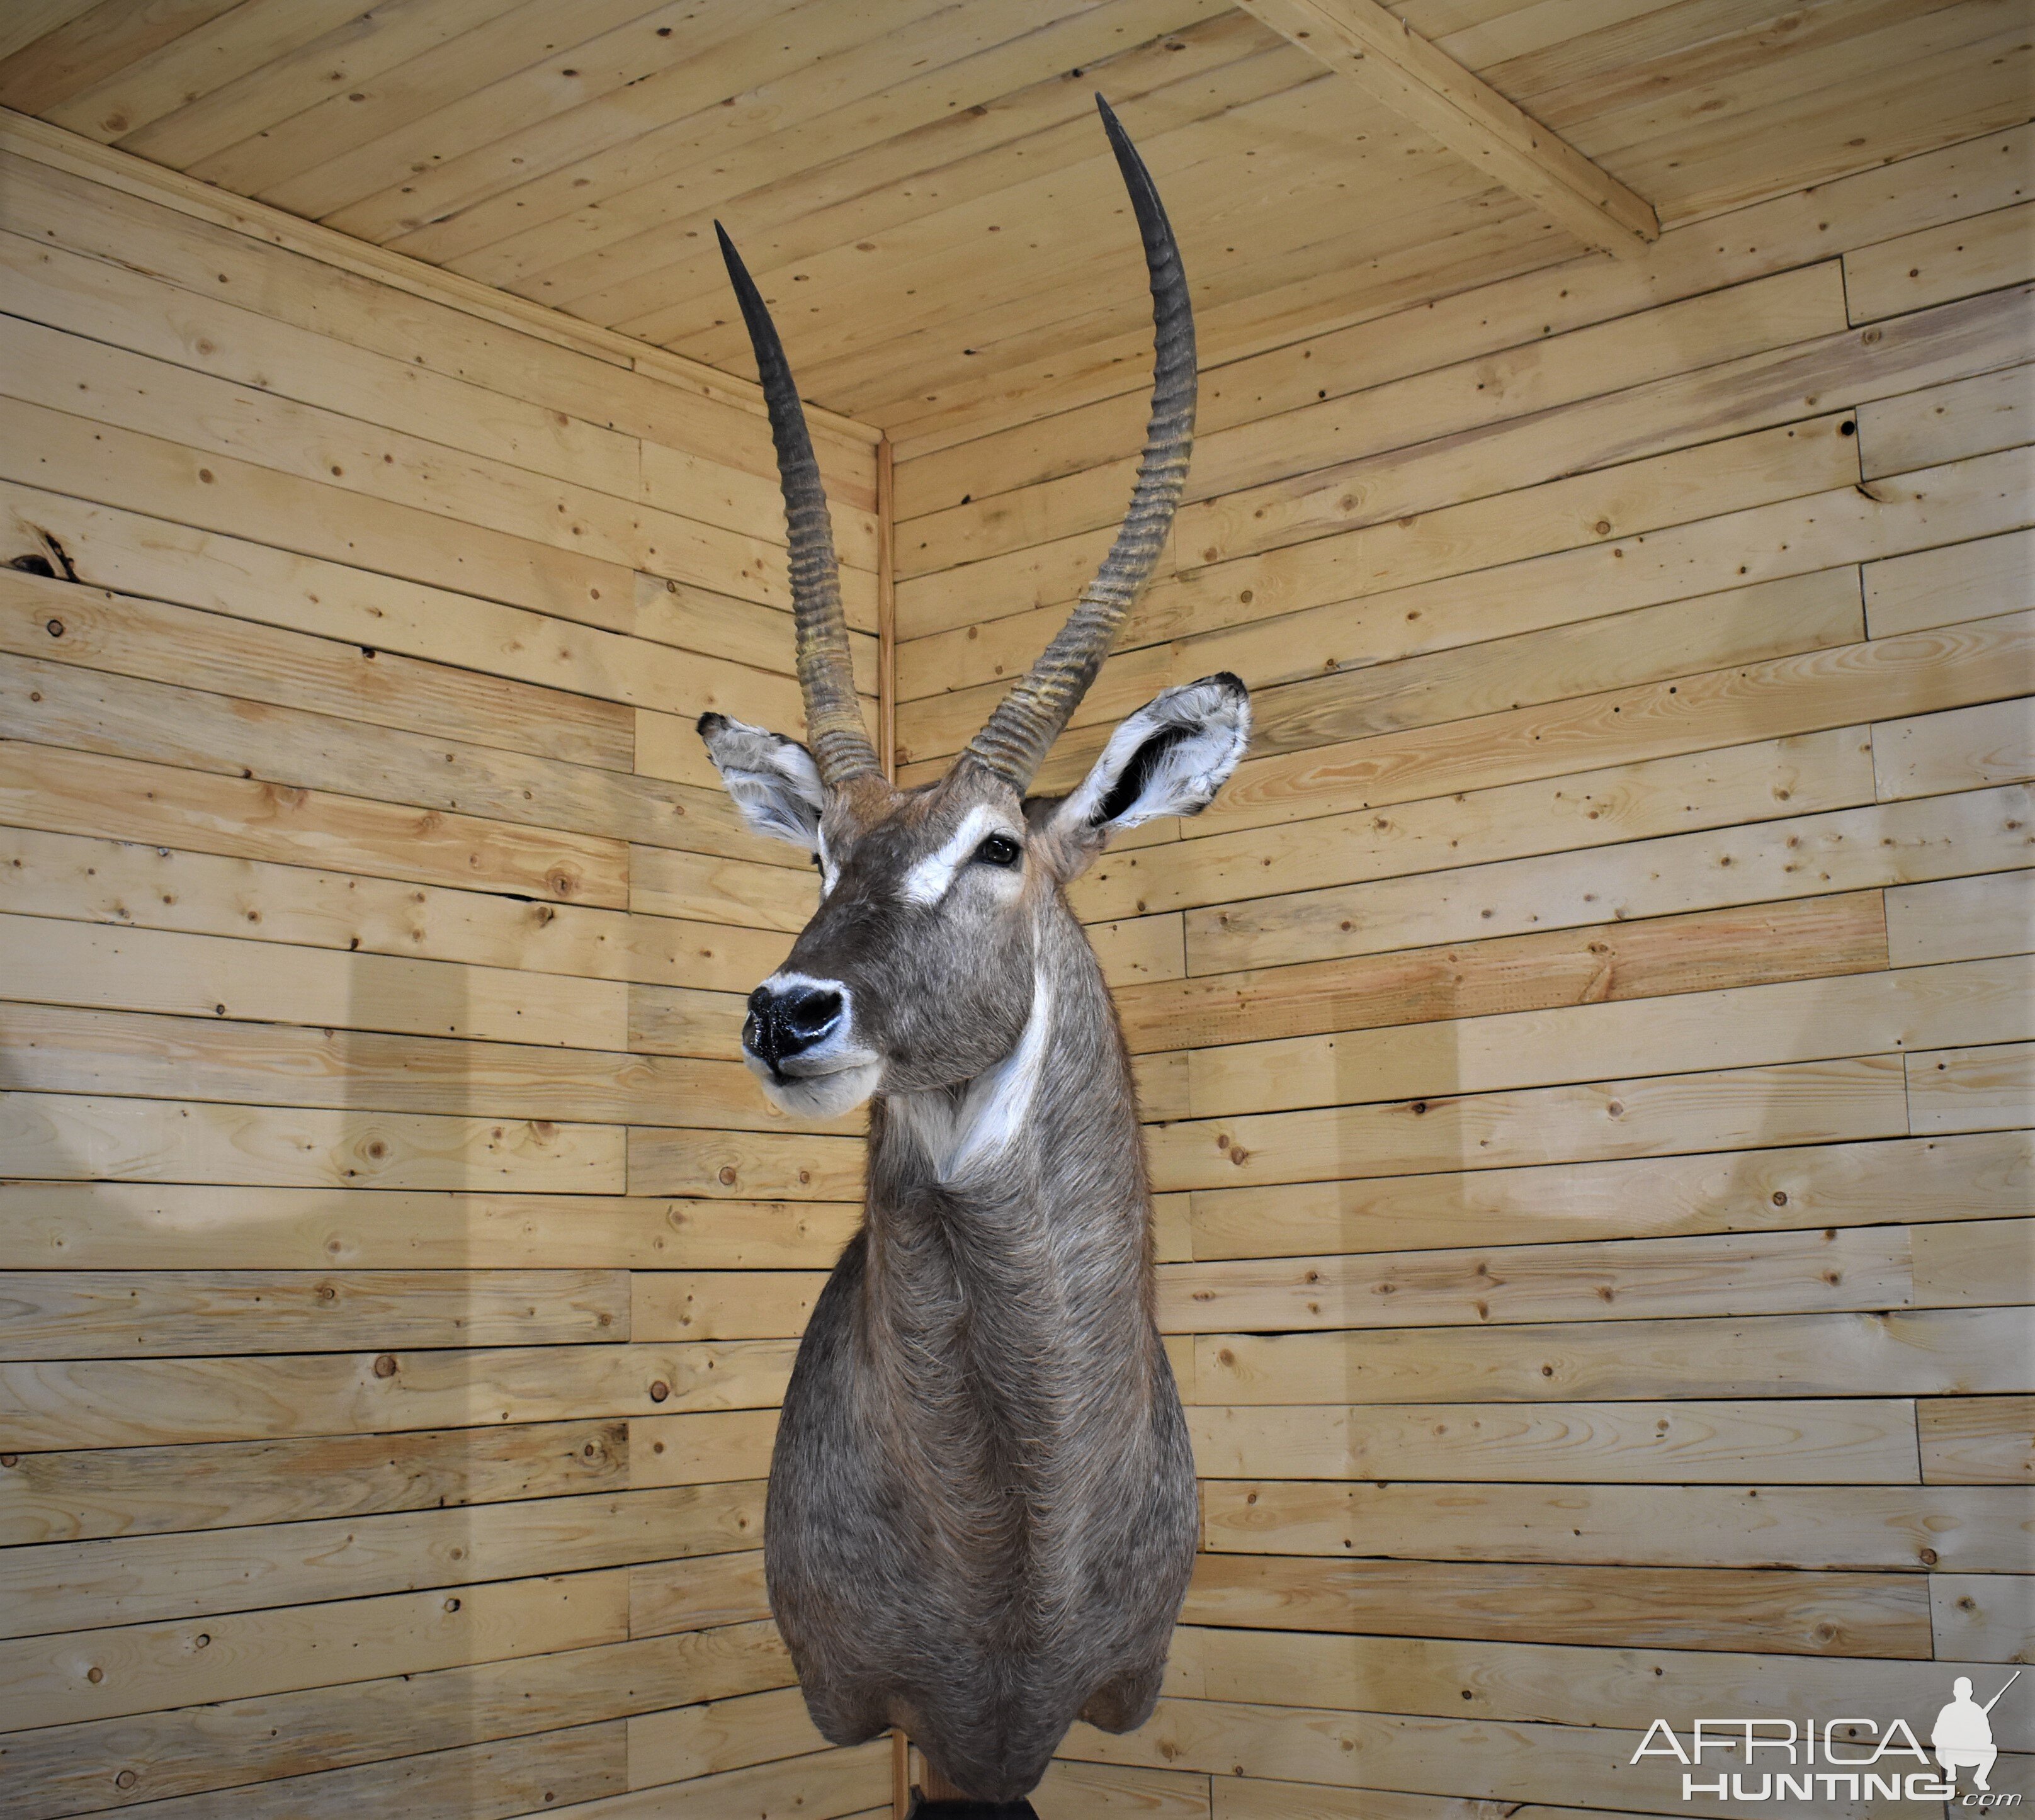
[1,0,2024,436]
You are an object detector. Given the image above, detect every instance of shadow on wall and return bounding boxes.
[1283,895,1915,1494]
[0,835,630,1807]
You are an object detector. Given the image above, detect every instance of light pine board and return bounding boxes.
[887,113,2035,1820]
[0,27,2028,1820]
[0,120,877,1816]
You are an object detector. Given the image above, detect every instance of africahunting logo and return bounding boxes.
[1631,1670,2022,1807]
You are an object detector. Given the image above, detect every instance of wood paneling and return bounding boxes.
[1920,1395,2035,1483]
[0,1002,827,1137]
[0,1339,793,1450]
[0,1266,630,1359]
[1199,1479,2035,1572]
[0,0,2014,431]
[1167,1620,2035,1745]
[0,1182,863,1270]
[89,1726,630,1820]
[890,105,2032,1814]
[1187,1397,1925,1484]
[0,1569,633,1730]
[1158,1224,1922,1335]
[4,1483,764,1637]
[1188,1128,2031,1262]
[0,12,2024,1815]
[1182,1551,1932,1657]
[0,1420,632,1547]
[0,1624,795,1819]
[0,118,871,1815]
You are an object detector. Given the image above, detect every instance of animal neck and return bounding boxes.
[861,924,1154,1350]
[851,918,1168,1600]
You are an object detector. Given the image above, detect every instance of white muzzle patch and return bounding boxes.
[744,972,881,1119]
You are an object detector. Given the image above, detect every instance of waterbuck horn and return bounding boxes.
[965,94,1196,791]
[717,222,883,788]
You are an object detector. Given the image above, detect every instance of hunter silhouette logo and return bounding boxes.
[1936,1671,2021,1793]
[1631,1670,2024,1806]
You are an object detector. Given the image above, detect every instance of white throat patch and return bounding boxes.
[890,969,1053,1184]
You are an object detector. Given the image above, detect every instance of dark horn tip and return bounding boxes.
[1092,92,1163,220]
[1094,91,1130,152]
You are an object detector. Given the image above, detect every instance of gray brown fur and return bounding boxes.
[761,762,1203,1800]
[701,687,1249,1800]
[701,98,1247,1802]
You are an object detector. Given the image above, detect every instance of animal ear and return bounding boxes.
[698,713,826,851]
[1048,674,1250,855]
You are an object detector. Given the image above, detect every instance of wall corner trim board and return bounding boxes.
[1232,0,1660,255]
[0,19,2028,1820]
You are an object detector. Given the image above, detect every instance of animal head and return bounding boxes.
[702,98,1249,1119]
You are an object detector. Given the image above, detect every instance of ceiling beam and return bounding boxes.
[1233,0,1660,256]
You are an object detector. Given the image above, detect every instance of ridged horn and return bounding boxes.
[965,94,1196,791]
[717,223,881,788]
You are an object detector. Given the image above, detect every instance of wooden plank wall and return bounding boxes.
[888,125,2035,1816]
[0,121,902,1817]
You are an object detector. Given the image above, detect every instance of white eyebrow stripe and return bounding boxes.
[898,804,1009,906]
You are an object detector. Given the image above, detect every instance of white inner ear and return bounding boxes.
[1060,681,1252,834]
[701,717,826,852]
[722,768,822,849]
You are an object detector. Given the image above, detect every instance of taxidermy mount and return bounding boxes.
[700,96,1249,1813]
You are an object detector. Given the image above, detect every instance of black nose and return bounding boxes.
[745,982,843,1068]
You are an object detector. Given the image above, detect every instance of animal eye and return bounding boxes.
[972,834,1021,868]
